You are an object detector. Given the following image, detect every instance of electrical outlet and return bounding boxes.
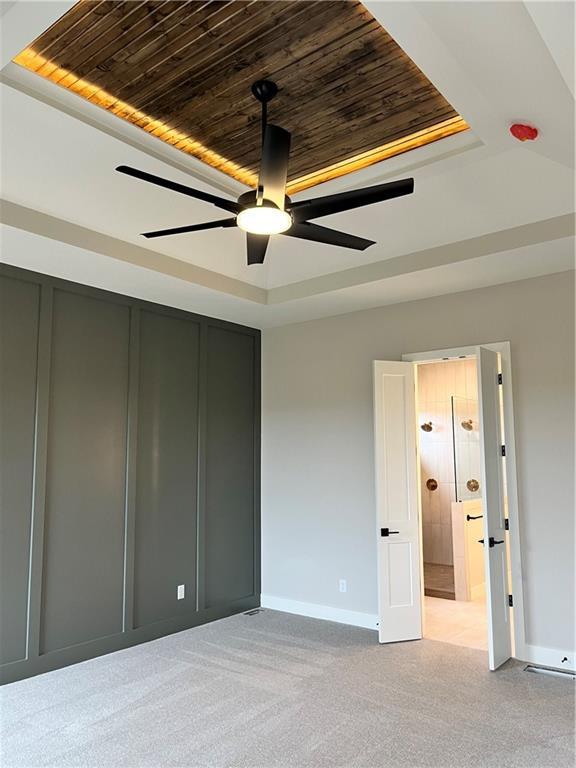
[339,579,347,593]
[177,584,185,600]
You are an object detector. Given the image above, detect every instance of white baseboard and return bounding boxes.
[260,597,574,672]
[260,594,378,630]
[518,643,574,672]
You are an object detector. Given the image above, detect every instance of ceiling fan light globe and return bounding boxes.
[236,206,292,235]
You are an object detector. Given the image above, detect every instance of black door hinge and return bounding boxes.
[508,595,513,607]
[498,373,503,385]
[501,445,506,457]
[504,518,509,531]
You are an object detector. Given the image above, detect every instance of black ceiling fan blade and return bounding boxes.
[258,125,291,209]
[290,178,414,221]
[284,221,375,251]
[246,233,269,265]
[116,165,240,214]
[141,218,237,239]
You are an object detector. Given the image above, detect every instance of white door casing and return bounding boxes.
[477,346,513,670]
[373,361,422,644]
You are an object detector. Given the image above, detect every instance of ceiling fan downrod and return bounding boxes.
[251,79,278,147]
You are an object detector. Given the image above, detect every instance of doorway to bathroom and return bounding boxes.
[373,343,525,671]
[417,356,488,652]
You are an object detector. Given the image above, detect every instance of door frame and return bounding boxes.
[401,341,526,662]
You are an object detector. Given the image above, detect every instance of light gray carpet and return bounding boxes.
[1,609,574,768]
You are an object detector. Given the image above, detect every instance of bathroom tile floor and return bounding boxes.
[424,594,488,651]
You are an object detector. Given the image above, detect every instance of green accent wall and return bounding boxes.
[0,265,260,684]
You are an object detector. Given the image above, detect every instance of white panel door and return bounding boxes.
[477,347,512,670]
[373,361,422,644]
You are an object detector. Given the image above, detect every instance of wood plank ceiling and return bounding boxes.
[14,0,468,193]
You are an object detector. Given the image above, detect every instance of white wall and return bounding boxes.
[262,271,575,659]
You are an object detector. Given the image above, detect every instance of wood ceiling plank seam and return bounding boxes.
[286,117,469,192]
[285,116,464,178]
[158,19,382,130]
[150,25,446,156]
[52,0,188,82]
[271,52,444,118]
[201,54,422,151]
[49,1,154,86]
[275,37,405,95]
[143,3,360,135]
[100,0,271,106]
[286,117,464,179]
[13,49,259,186]
[157,20,389,135]
[76,1,214,86]
[155,83,456,179]
[146,10,375,140]
[280,85,457,159]
[77,1,253,112]
[178,35,416,139]
[200,59,446,160]
[73,1,233,97]
[30,0,101,59]
[20,0,394,149]
[138,21,334,136]
[287,135,459,191]
[285,107,462,173]
[37,0,137,73]
[267,112,468,188]
[125,1,327,117]
[171,10,378,111]
[271,71,455,143]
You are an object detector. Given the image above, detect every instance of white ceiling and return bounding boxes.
[0,0,574,328]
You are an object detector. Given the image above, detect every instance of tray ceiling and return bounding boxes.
[13,0,468,192]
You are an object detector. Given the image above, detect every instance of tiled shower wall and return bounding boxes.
[418,359,478,566]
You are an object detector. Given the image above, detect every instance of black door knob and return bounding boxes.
[381,528,400,537]
[478,537,504,548]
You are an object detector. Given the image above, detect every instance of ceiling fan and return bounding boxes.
[116,80,414,265]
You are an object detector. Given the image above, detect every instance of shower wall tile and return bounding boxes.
[440,483,455,525]
[455,361,467,396]
[422,524,433,561]
[417,359,477,566]
[438,442,454,482]
[441,523,454,566]
[444,363,456,397]
[429,486,441,523]
[465,359,478,399]
[426,523,443,563]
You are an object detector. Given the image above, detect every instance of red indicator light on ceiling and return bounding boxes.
[510,123,539,142]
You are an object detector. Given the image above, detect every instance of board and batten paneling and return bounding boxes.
[204,326,257,608]
[0,277,40,665]
[134,310,200,628]
[0,265,260,684]
[40,290,130,654]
